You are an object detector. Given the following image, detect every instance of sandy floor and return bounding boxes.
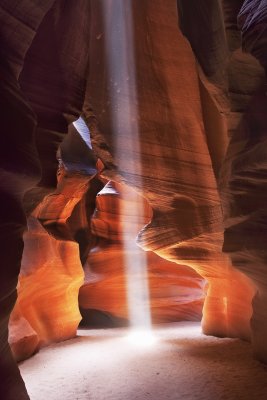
[19,322,267,400]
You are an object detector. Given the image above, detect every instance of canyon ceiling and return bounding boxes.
[0,0,267,398]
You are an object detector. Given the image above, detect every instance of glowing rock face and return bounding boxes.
[84,0,255,340]
[14,216,84,347]
[221,1,267,361]
[9,303,39,363]
[2,0,267,381]
[8,130,96,361]
[79,181,205,325]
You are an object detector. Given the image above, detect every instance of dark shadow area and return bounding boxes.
[79,308,129,329]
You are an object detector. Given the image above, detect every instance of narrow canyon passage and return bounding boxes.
[19,322,267,400]
[3,1,267,398]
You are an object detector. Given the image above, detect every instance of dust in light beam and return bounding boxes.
[101,0,154,342]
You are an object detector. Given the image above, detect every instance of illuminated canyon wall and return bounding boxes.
[84,0,255,340]
[222,0,267,363]
[79,180,204,326]
[1,0,267,397]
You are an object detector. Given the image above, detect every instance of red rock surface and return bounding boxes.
[1,3,267,399]
[12,216,83,347]
[219,0,267,362]
[9,303,39,363]
[85,0,255,340]
[10,159,97,352]
[0,1,91,397]
[79,181,205,324]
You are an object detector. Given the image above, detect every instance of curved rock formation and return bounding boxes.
[0,1,54,395]
[79,181,204,325]
[177,0,266,356]
[0,1,91,397]
[84,0,254,340]
[1,4,267,398]
[16,216,84,345]
[8,303,39,363]
[221,86,267,362]
[10,121,99,355]
[177,0,227,85]
[177,0,229,178]
[220,0,267,362]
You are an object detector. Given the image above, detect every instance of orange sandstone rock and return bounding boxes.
[79,181,205,324]
[15,217,84,346]
[85,0,255,339]
[9,303,39,363]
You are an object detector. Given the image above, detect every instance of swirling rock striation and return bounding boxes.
[79,181,205,325]
[10,121,99,358]
[220,0,267,362]
[0,1,91,397]
[84,0,254,340]
[1,2,267,392]
[16,216,84,346]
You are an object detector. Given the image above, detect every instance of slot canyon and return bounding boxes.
[1,0,267,398]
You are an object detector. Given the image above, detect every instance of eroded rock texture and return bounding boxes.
[177,0,229,178]
[178,0,267,363]
[17,217,84,346]
[0,0,90,397]
[1,3,267,397]
[9,119,99,358]
[84,0,255,341]
[0,2,54,397]
[177,0,267,358]
[9,303,39,363]
[79,181,204,325]
[220,0,267,363]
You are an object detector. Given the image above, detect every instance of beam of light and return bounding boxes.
[101,1,154,341]
[125,329,158,347]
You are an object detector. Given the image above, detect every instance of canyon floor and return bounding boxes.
[19,322,267,400]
